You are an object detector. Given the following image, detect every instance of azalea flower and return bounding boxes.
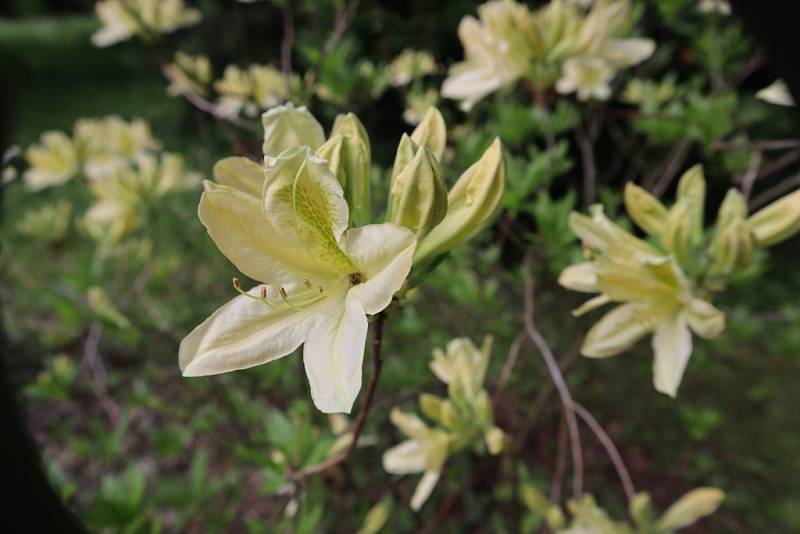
[164,52,213,98]
[17,200,73,242]
[92,0,202,48]
[179,142,416,413]
[382,409,450,510]
[442,0,655,107]
[214,64,300,117]
[387,49,437,87]
[23,131,79,191]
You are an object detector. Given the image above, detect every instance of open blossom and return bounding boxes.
[92,0,202,47]
[383,336,504,510]
[214,64,300,117]
[561,164,800,397]
[442,0,655,108]
[179,105,416,413]
[23,132,79,191]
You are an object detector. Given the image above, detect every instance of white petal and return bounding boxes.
[581,303,651,358]
[213,157,264,198]
[559,262,599,292]
[411,471,441,511]
[198,184,332,284]
[600,38,656,68]
[382,439,427,475]
[302,294,368,413]
[685,298,725,339]
[652,313,693,398]
[341,223,416,314]
[441,65,503,106]
[180,284,319,376]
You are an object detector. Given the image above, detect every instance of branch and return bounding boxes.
[521,255,583,500]
[575,120,599,210]
[280,1,295,77]
[493,330,526,406]
[291,312,386,480]
[573,402,636,502]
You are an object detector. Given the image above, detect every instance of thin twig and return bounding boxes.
[573,402,636,502]
[324,0,360,54]
[291,312,386,480]
[280,1,295,78]
[712,139,800,151]
[651,138,693,197]
[740,150,763,201]
[178,86,260,133]
[493,330,526,406]
[550,415,569,502]
[522,255,583,500]
[575,121,598,210]
[749,173,800,210]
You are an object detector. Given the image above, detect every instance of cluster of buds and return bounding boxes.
[560,164,800,397]
[383,336,505,510]
[442,0,655,108]
[521,483,724,533]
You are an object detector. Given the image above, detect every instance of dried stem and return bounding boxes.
[749,172,800,210]
[522,255,583,500]
[740,150,763,201]
[292,312,386,480]
[176,84,260,133]
[575,121,598,209]
[493,330,527,406]
[651,138,692,197]
[280,1,295,78]
[573,402,636,502]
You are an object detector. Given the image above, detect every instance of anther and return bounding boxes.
[260,286,268,299]
[279,286,288,299]
[302,278,312,288]
[232,276,241,290]
[348,272,364,286]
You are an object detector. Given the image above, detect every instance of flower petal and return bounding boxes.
[263,147,356,274]
[411,471,441,511]
[261,103,325,157]
[213,156,264,198]
[198,183,332,284]
[652,313,693,398]
[600,38,656,68]
[342,223,417,314]
[179,284,319,377]
[581,303,651,358]
[382,439,427,475]
[302,294,368,413]
[685,298,725,339]
[558,262,599,293]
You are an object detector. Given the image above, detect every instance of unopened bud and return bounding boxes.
[747,188,800,246]
[624,182,668,236]
[410,107,446,161]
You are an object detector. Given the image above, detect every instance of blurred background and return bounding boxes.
[1,0,799,532]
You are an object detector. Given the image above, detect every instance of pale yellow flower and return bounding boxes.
[92,0,202,47]
[23,132,79,191]
[388,49,437,87]
[179,143,415,413]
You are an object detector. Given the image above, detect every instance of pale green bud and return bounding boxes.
[418,393,445,422]
[261,103,325,157]
[475,390,494,424]
[629,492,654,527]
[661,200,699,270]
[716,188,748,226]
[545,506,566,530]
[387,136,448,239]
[439,400,459,430]
[676,164,706,240]
[317,133,371,227]
[332,112,371,157]
[656,488,725,531]
[484,426,505,455]
[410,107,447,161]
[708,218,754,276]
[414,138,505,263]
[623,182,668,236]
[747,188,800,246]
[356,497,392,534]
[521,484,551,515]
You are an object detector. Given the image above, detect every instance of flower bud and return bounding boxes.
[418,393,444,422]
[747,188,800,246]
[261,103,325,157]
[484,426,505,455]
[387,135,448,239]
[623,182,668,236]
[410,107,446,161]
[675,164,706,242]
[414,138,505,263]
[331,112,371,157]
[317,131,371,227]
[661,200,700,271]
[707,218,754,276]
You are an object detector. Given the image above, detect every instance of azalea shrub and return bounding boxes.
[2,0,800,532]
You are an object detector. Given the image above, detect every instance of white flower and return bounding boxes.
[179,147,416,413]
[23,131,79,191]
[556,56,615,100]
[92,0,202,47]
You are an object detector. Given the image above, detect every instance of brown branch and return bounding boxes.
[712,139,800,151]
[291,312,386,480]
[573,402,636,502]
[493,330,527,406]
[740,150,763,201]
[177,84,260,133]
[650,138,693,197]
[280,1,295,78]
[521,255,583,500]
[575,121,598,209]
